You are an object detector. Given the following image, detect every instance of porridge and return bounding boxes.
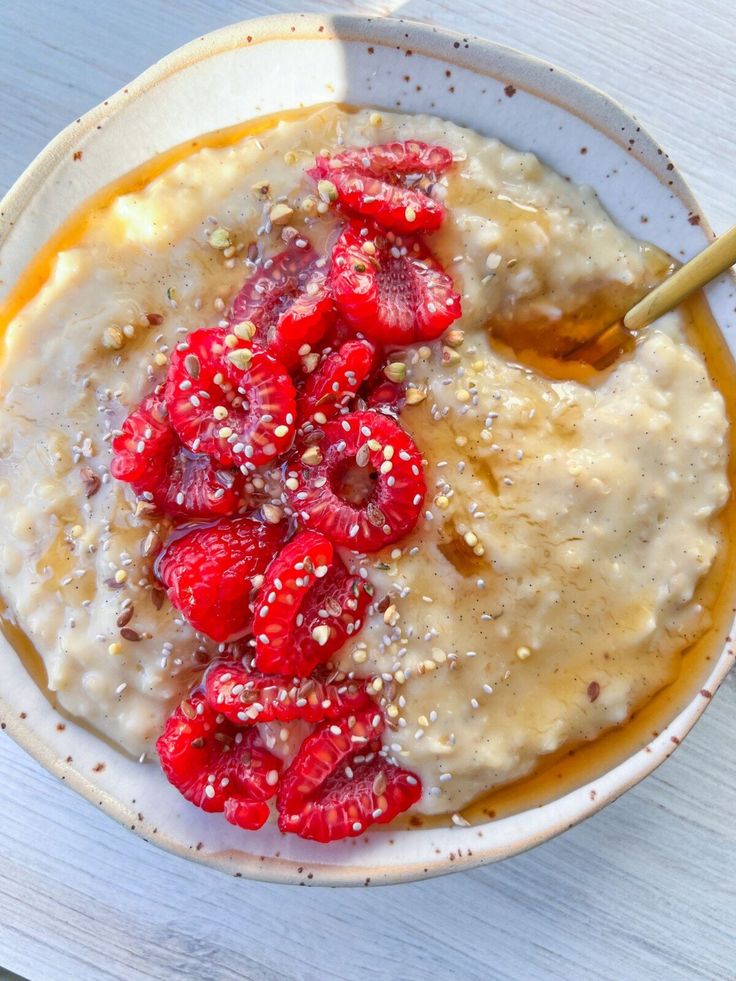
[0,105,729,838]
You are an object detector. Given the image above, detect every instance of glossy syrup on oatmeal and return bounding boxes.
[454,292,736,827]
[0,110,734,816]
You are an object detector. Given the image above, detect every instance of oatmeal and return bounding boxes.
[0,105,728,825]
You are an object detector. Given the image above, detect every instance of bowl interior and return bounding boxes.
[0,13,734,885]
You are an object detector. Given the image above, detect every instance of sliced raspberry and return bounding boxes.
[223,798,271,831]
[297,339,376,426]
[276,708,422,841]
[156,691,281,825]
[287,410,426,552]
[330,223,461,345]
[282,758,423,843]
[112,393,245,520]
[205,660,374,726]
[289,554,373,672]
[229,242,334,368]
[164,327,296,469]
[157,516,285,642]
[365,380,406,413]
[335,142,454,177]
[276,707,385,814]
[253,529,332,665]
[145,450,245,520]
[253,531,373,676]
[316,318,363,354]
[309,141,453,233]
[111,393,176,486]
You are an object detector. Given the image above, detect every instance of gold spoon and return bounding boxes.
[564,225,736,367]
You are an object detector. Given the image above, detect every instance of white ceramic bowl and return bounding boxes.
[1,13,734,886]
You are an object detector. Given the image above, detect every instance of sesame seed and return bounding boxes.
[451,813,471,827]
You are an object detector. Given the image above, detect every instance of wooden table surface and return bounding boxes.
[1,1,734,978]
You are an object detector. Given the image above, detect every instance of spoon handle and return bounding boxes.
[624,225,736,331]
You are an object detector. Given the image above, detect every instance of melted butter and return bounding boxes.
[1,110,734,820]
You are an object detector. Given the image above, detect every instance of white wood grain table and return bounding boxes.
[1,1,734,978]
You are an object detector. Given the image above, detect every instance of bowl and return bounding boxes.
[0,13,734,886]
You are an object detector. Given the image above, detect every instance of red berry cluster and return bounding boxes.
[111,140,461,841]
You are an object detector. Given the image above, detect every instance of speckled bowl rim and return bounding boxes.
[0,13,734,886]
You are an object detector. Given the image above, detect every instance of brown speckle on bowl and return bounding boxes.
[504,84,517,98]
[700,688,712,698]
[92,762,105,773]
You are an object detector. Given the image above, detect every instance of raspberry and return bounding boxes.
[156,691,281,829]
[297,339,376,427]
[287,553,373,672]
[309,140,453,233]
[229,242,334,368]
[223,798,272,831]
[287,410,426,552]
[316,318,363,354]
[204,660,374,726]
[365,379,406,415]
[111,393,245,520]
[157,516,285,642]
[164,327,296,469]
[276,709,422,842]
[253,531,373,676]
[111,393,176,487]
[277,707,384,814]
[147,450,245,520]
[282,758,422,842]
[330,223,461,345]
